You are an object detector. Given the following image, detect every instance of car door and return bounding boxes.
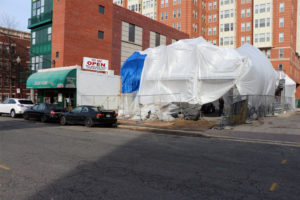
[80,106,90,124]
[7,99,16,114]
[37,103,46,120]
[0,99,10,113]
[29,105,40,119]
[68,106,82,124]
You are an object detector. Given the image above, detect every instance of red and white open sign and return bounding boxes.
[82,57,109,72]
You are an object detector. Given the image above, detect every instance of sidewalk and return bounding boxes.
[118,110,300,146]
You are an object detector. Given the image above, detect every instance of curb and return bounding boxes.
[118,124,300,147]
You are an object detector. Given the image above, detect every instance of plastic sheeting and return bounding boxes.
[121,52,147,93]
[121,37,278,106]
[236,44,278,96]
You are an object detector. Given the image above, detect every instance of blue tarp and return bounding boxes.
[121,52,147,93]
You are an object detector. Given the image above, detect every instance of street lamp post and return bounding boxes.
[16,56,21,98]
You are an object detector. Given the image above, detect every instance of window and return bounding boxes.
[165,0,168,7]
[280,2,284,12]
[255,5,259,14]
[241,0,245,4]
[266,33,270,42]
[220,11,223,19]
[47,27,52,41]
[208,27,212,36]
[4,45,9,55]
[220,24,223,32]
[279,32,284,42]
[165,11,168,19]
[246,36,250,43]
[178,22,181,30]
[56,52,59,58]
[260,4,265,13]
[246,22,251,31]
[32,0,45,17]
[241,23,245,32]
[278,64,283,71]
[173,10,177,18]
[279,49,284,58]
[173,23,176,28]
[128,24,135,42]
[178,9,181,17]
[259,33,265,42]
[208,15,212,22]
[99,5,105,14]
[213,27,216,35]
[161,12,164,20]
[155,33,160,47]
[255,34,258,43]
[173,0,177,5]
[213,14,217,22]
[209,2,212,10]
[266,3,270,12]
[241,9,245,18]
[267,49,271,58]
[260,18,265,27]
[279,17,284,27]
[224,23,230,32]
[213,1,217,9]
[255,19,258,28]
[224,10,229,18]
[98,30,104,39]
[178,0,181,4]
[246,8,251,17]
[266,18,270,27]
[230,9,234,17]
[241,37,245,45]
[161,0,164,8]
[72,106,83,113]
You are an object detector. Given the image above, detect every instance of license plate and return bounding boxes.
[106,114,111,117]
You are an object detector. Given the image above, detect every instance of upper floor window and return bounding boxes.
[165,11,168,19]
[280,2,284,12]
[279,17,284,27]
[173,10,177,18]
[165,0,168,7]
[99,5,105,14]
[98,30,104,40]
[178,22,181,30]
[246,8,251,17]
[173,0,177,5]
[32,0,45,17]
[241,9,245,18]
[178,9,181,17]
[161,0,164,8]
[279,49,284,58]
[32,32,36,45]
[129,24,135,42]
[279,32,284,42]
[209,2,212,10]
[213,1,217,9]
[260,4,265,13]
[47,27,52,41]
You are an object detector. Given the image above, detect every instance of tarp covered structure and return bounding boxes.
[121,37,278,106]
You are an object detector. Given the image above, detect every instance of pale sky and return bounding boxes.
[0,0,31,32]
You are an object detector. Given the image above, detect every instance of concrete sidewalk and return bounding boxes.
[118,111,300,146]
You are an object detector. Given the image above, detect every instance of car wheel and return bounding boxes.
[41,115,48,123]
[60,116,67,125]
[10,110,16,118]
[23,113,29,120]
[85,118,94,127]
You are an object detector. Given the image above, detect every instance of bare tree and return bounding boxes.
[0,13,20,98]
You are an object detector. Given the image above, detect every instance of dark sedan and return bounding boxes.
[60,105,118,127]
[23,103,65,122]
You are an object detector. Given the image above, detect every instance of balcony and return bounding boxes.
[28,11,53,29]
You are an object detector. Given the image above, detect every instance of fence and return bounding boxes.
[223,95,296,126]
[80,93,187,121]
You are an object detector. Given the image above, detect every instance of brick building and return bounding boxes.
[0,27,31,101]
[115,0,300,98]
[27,0,188,106]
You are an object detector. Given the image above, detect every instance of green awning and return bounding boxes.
[26,68,76,89]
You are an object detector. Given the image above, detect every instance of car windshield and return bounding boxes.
[90,107,100,112]
[18,100,34,104]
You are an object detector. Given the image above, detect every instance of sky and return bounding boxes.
[0,0,31,32]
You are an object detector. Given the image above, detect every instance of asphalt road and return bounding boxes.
[0,117,299,200]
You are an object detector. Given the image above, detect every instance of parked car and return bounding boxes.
[60,105,118,127]
[0,98,34,118]
[23,103,65,122]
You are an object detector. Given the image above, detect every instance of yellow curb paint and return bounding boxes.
[0,165,10,171]
[270,183,278,191]
[281,160,287,164]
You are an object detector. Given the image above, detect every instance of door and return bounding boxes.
[68,106,82,124]
[28,105,39,119]
[0,99,10,113]
[7,99,17,113]
[37,103,46,120]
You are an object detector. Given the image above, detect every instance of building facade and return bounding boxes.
[27,0,188,106]
[0,27,31,101]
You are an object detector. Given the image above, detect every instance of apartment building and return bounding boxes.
[0,27,31,100]
[113,0,158,20]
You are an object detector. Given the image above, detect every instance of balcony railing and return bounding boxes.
[28,11,52,28]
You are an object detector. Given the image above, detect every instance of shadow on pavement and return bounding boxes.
[25,133,300,200]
